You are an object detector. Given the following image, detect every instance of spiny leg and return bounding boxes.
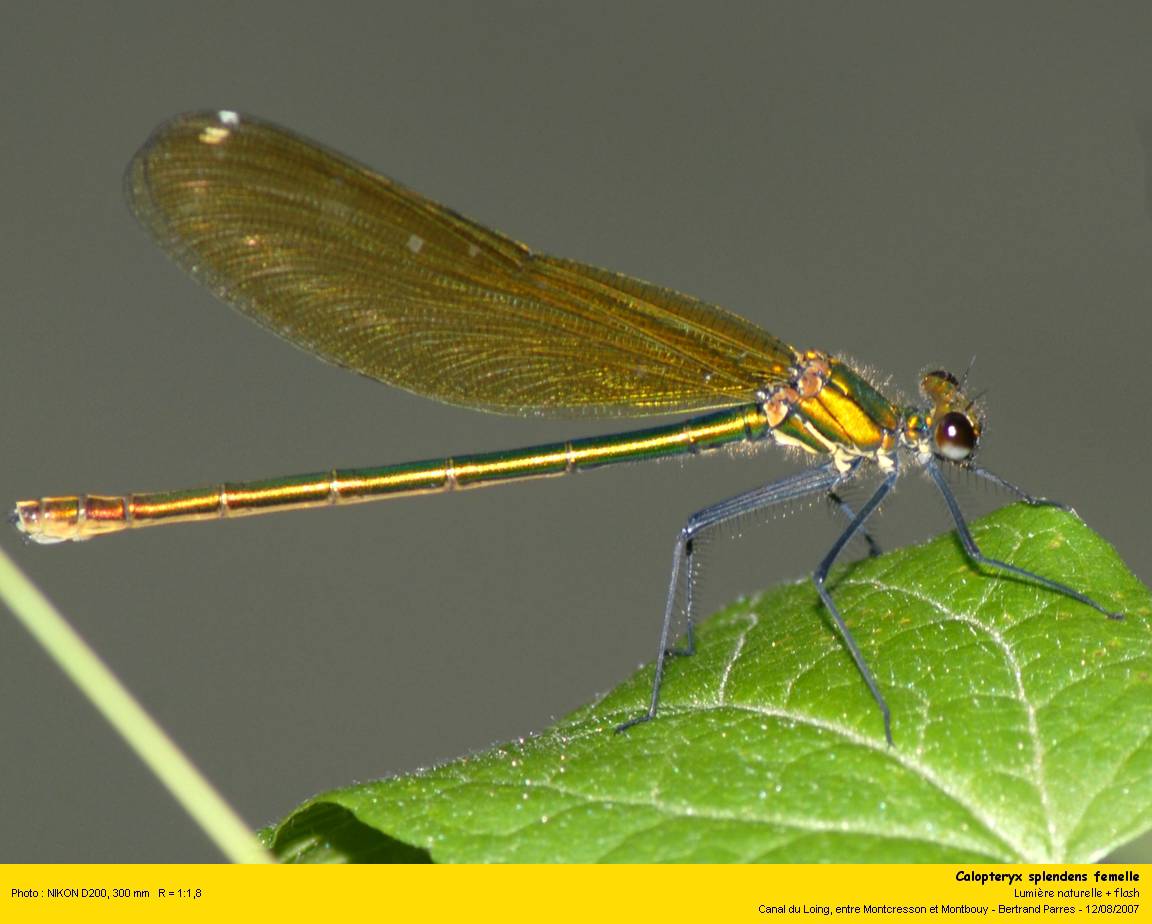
[668,535,698,659]
[926,459,1123,620]
[966,463,1071,511]
[812,470,900,746]
[829,491,883,557]
[617,460,853,733]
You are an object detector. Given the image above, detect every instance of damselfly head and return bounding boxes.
[919,369,983,463]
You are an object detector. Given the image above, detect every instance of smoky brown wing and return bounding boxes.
[126,111,799,417]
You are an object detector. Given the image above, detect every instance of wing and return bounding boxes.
[126,110,799,417]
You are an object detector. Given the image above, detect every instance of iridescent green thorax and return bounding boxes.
[758,351,902,463]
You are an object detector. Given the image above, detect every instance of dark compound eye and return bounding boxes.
[934,411,977,461]
[925,369,959,387]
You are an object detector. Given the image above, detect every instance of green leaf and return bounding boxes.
[262,505,1152,863]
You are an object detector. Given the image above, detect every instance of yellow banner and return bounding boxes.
[0,864,1146,922]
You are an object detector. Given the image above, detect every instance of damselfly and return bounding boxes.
[13,111,1124,744]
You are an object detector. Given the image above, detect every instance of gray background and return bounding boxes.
[2,4,1149,862]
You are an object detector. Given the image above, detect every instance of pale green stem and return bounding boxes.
[0,546,272,863]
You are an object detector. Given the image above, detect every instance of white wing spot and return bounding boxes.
[467,243,480,257]
[217,110,240,125]
[407,234,425,254]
